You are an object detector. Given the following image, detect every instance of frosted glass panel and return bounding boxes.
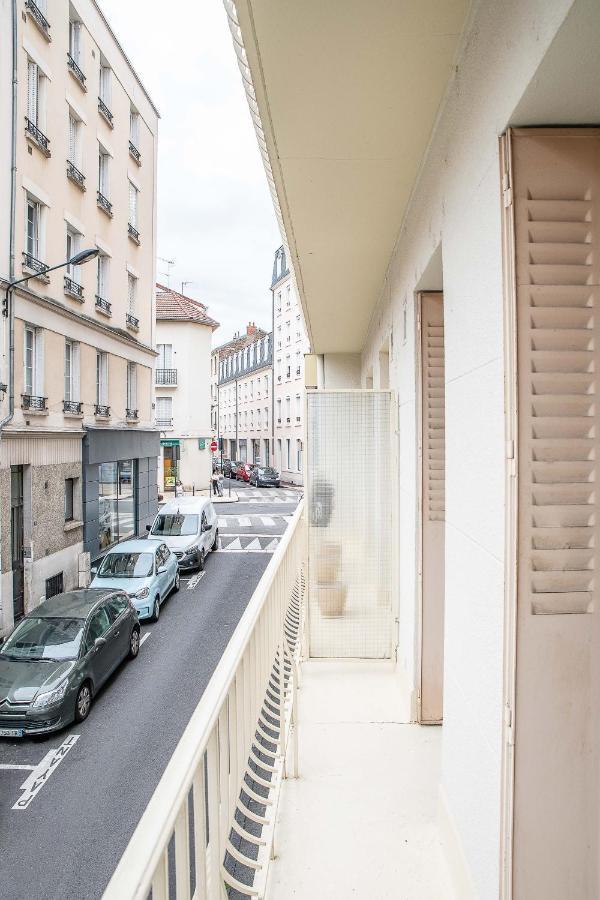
[307,391,393,658]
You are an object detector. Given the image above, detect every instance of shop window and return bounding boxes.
[98,459,135,551]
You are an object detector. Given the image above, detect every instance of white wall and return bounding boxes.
[361,0,576,895]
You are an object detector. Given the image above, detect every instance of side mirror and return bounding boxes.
[157,565,167,574]
[94,636,106,650]
[203,522,212,532]
[146,524,151,532]
[90,566,98,576]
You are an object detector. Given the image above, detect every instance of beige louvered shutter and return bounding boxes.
[27,61,38,124]
[507,127,600,900]
[419,292,445,723]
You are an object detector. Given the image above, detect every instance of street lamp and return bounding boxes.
[2,246,99,317]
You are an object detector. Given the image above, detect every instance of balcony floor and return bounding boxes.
[266,660,451,899]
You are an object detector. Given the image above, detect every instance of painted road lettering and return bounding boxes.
[12,735,80,810]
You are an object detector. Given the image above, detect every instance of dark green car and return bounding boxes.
[0,589,140,738]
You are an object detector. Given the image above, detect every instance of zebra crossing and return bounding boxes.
[235,489,300,504]
[217,514,292,529]
[216,535,281,553]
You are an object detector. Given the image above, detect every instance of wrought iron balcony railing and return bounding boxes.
[128,223,140,244]
[126,408,139,420]
[22,251,49,278]
[64,275,84,300]
[25,117,51,156]
[129,141,141,164]
[98,96,114,126]
[296,415,301,422]
[287,416,291,423]
[67,53,86,88]
[66,160,86,190]
[95,295,111,315]
[25,0,50,38]
[126,312,139,330]
[97,190,113,217]
[63,399,82,414]
[155,417,173,428]
[296,367,301,375]
[155,368,178,386]
[95,403,110,418]
[22,394,47,412]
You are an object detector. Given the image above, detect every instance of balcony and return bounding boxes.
[155,368,178,386]
[22,250,49,281]
[21,394,47,412]
[126,312,139,331]
[126,408,139,421]
[94,404,110,418]
[64,275,84,301]
[97,191,113,217]
[67,52,86,89]
[63,399,82,415]
[95,295,111,316]
[155,417,173,429]
[25,117,51,157]
[25,0,50,40]
[67,160,86,191]
[128,222,141,244]
[129,141,142,165]
[296,416,301,422]
[98,96,114,127]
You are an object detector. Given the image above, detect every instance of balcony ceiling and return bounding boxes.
[233,0,469,353]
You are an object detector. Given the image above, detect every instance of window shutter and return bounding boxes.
[68,115,76,164]
[128,274,136,314]
[24,328,33,395]
[128,183,138,226]
[73,342,80,402]
[27,61,38,124]
[64,341,72,401]
[34,329,44,396]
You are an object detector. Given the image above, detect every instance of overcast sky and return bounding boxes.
[98,0,280,345]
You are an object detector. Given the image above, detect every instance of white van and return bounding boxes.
[146,497,218,571]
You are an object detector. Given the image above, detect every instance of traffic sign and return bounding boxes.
[210,440,218,452]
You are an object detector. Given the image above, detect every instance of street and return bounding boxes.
[0,483,301,900]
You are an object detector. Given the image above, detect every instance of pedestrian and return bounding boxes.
[175,479,184,497]
[211,470,220,497]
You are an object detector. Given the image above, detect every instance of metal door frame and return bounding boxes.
[10,464,25,620]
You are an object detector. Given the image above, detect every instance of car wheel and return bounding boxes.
[129,627,140,659]
[74,682,92,723]
[172,570,180,593]
[151,595,160,622]
[211,529,219,552]
[199,548,206,571]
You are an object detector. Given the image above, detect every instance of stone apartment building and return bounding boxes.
[155,284,219,493]
[0,0,159,634]
[214,324,272,465]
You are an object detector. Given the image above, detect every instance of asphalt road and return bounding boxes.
[0,483,301,900]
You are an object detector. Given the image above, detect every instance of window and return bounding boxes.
[265,407,269,429]
[249,380,253,399]
[65,478,75,521]
[276,291,282,313]
[69,18,81,63]
[96,351,108,405]
[99,64,111,106]
[286,396,291,421]
[85,605,112,652]
[27,60,41,127]
[24,325,43,396]
[156,344,172,369]
[277,399,282,424]
[46,572,64,601]
[64,339,79,401]
[156,396,172,426]
[296,395,301,420]
[98,146,110,197]
[98,460,135,551]
[264,375,269,395]
[128,181,138,228]
[127,362,137,411]
[127,273,137,315]
[129,108,140,147]
[250,410,254,429]
[106,594,128,622]
[25,198,41,260]
[257,408,261,429]
[97,254,109,300]
[68,113,80,166]
[297,440,303,473]
[286,438,291,470]
[286,357,291,379]
[66,227,81,280]
[286,285,291,307]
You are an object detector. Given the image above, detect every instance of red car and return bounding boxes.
[231,462,251,482]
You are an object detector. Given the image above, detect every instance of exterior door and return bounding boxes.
[503,128,600,899]
[418,292,445,724]
[10,466,25,620]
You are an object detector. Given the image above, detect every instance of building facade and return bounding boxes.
[155,284,219,493]
[0,0,159,634]
[215,324,272,464]
[271,246,309,484]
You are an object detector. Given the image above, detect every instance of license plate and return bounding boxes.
[0,727,24,737]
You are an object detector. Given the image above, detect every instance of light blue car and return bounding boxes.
[89,538,180,622]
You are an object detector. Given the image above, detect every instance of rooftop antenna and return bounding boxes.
[157,256,175,287]
[181,280,193,295]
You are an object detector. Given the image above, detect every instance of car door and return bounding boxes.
[162,545,177,588]
[105,594,131,663]
[156,545,171,599]
[83,604,114,690]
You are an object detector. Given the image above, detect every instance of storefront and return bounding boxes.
[161,439,180,491]
[83,428,159,561]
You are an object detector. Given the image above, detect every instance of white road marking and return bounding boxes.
[245,538,262,550]
[12,734,80,810]
[187,571,205,590]
[218,517,227,528]
[140,632,151,647]
[264,539,280,553]
[225,537,242,551]
[237,516,252,527]
[0,764,35,771]
[261,516,275,526]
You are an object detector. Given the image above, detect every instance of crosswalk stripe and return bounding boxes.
[245,538,262,550]
[218,517,227,528]
[264,538,279,553]
[261,516,275,526]
[237,516,251,526]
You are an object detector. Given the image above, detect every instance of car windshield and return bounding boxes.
[97,552,153,579]
[259,467,277,475]
[151,513,199,537]
[1,617,84,661]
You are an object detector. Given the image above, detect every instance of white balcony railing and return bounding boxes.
[103,500,306,900]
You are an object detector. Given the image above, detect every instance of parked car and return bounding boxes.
[250,466,281,488]
[237,464,252,483]
[0,588,140,737]
[147,497,218,571]
[230,461,244,480]
[90,539,179,622]
[222,458,233,477]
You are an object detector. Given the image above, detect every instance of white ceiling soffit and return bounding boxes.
[227,0,469,354]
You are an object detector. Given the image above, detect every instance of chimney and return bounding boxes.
[247,321,257,336]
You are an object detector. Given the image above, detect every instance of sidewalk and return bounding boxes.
[266,661,451,900]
